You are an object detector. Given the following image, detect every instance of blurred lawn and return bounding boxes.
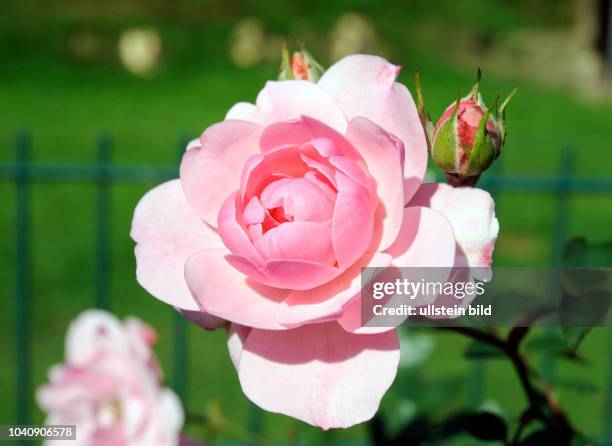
[1,0,612,443]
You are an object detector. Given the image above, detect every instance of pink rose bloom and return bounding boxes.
[37,310,184,446]
[131,55,498,429]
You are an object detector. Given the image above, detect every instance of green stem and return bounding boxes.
[439,325,574,443]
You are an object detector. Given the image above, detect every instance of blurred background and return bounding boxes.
[1,0,612,444]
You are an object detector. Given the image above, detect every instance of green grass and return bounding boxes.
[1,7,612,443]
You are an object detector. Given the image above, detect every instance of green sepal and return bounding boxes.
[278,43,294,80]
[497,87,517,142]
[468,68,482,101]
[432,96,460,172]
[415,71,434,152]
[300,47,325,82]
[464,97,498,176]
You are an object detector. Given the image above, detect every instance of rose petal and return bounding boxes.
[185,248,289,330]
[240,146,308,202]
[386,206,456,268]
[131,180,223,311]
[256,221,335,264]
[345,117,404,250]
[65,310,129,366]
[260,116,364,163]
[226,102,258,121]
[258,177,335,224]
[338,206,457,334]
[217,192,265,265]
[250,81,348,132]
[180,309,226,331]
[331,171,375,268]
[337,299,394,335]
[157,389,185,435]
[180,120,263,226]
[276,252,392,327]
[227,324,252,369]
[237,322,399,429]
[408,183,499,281]
[328,155,372,195]
[262,258,340,290]
[318,55,427,202]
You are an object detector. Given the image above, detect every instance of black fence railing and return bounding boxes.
[2,132,612,445]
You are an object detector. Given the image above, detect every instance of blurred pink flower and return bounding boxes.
[37,310,184,446]
[131,54,499,429]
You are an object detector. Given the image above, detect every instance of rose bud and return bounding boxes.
[278,44,325,82]
[416,69,516,187]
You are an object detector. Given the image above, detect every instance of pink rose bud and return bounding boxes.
[278,44,324,82]
[416,70,516,187]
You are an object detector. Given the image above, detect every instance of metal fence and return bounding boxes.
[2,132,612,445]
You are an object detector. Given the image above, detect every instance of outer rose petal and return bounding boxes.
[227,324,252,369]
[185,138,200,151]
[185,248,289,330]
[237,322,399,429]
[262,258,340,290]
[386,206,456,268]
[232,81,347,133]
[318,54,427,202]
[131,180,223,311]
[226,102,258,121]
[345,117,404,251]
[275,252,392,327]
[180,120,263,226]
[224,252,341,291]
[180,309,226,331]
[339,206,457,334]
[408,183,499,281]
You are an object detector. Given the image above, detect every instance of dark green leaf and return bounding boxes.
[563,237,612,267]
[555,378,599,395]
[524,333,569,355]
[559,238,612,353]
[562,327,592,352]
[465,340,505,359]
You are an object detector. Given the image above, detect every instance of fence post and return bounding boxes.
[541,148,575,385]
[14,131,32,432]
[603,329,612,445]
[173,136,189,404]
[94,134,112,309]
[246,402,264,444]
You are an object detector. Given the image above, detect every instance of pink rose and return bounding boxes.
[37,310,184,446]
[131,55,498,428]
